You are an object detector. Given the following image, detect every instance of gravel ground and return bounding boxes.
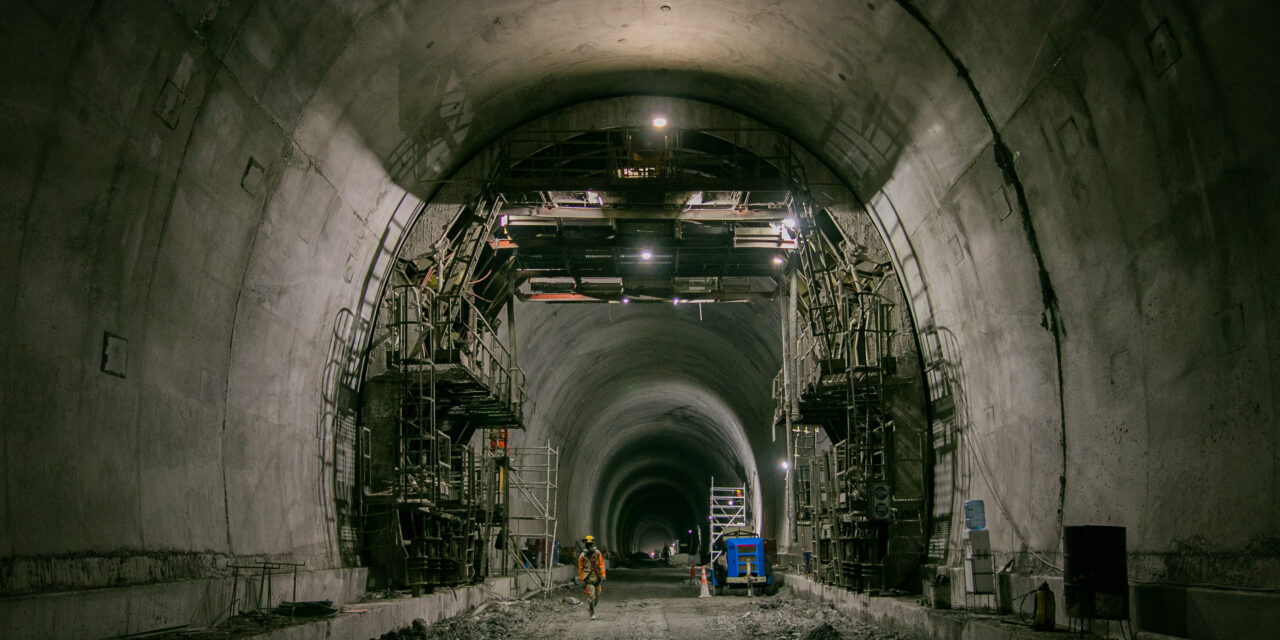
[716,593,909,640]
[377,567,912,640]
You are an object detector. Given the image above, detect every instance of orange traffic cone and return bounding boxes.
[688,564,696,585]
[699,565,712,598]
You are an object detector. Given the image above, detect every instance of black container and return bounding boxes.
[1063,525,1129,620]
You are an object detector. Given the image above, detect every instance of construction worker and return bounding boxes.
[577,535,606,619]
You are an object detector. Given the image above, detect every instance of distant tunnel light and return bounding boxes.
[781,460,790,470]
[652,116,668,128]
[773,255,785,265]
[621,297,630,304]
[673,297,680,305]
[641,249,653,261]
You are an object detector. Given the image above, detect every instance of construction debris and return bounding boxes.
[271,600,338,617]
[368,581,908,640]
[372,595,565,640]
[717,591,906,640]
[803,622,846,640]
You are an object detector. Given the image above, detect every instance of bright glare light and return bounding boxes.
[773,255,785,265]
[781,460,790,470]
[782,217,797,228]
[673,297,680,305]
[687,529,693,534]
[652,116,668,128]
[641,250,653,260]
[499,215,509,227]
[621,297,630,304]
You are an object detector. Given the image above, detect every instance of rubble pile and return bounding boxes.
[371,595,571,640]
[717,591,905,640]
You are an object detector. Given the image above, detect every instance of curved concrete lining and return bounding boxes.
[4,4,1278,624]
[514,300,780,546]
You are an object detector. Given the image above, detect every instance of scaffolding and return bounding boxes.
[358,190,529,594]
[708,478,751,566]
[770,189,914,593]
[495,126,794,194]
[504,443,559,593]
[791,426,819,546]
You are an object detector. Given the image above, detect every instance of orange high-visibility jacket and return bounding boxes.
[577,549,605,581]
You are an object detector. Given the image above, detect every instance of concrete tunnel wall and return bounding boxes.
[2,0,1278,623]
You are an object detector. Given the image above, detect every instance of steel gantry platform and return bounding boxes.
[359,190,529,594]
[773,190,927,594]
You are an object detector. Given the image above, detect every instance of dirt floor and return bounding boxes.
[388,567,916,640]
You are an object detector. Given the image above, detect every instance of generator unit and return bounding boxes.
[711,533,773,592]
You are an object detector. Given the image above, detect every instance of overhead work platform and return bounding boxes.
[471,126,807,304]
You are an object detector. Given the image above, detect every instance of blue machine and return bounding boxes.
[711,535,772,590]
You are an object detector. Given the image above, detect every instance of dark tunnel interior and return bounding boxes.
[3,1,1280,638]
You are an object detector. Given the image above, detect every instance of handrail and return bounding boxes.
[500,127,793,182]
[421,288,527,416]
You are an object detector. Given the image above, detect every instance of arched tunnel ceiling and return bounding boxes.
[345,0,994,196]
[514,300,780,549]
[4,2,1280,620]
[319,0,1276,567]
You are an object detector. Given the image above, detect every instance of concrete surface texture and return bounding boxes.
[391,567,911,640]
[787,571,1070,640]
[2,0,1279,637]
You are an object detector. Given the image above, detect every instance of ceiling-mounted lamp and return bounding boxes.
[652,116,668,128]
[641,249,653,261]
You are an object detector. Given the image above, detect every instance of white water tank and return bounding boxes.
[963,529,995,594]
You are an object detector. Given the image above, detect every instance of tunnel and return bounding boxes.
[2,1,1278,638]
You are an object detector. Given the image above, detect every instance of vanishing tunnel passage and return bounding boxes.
[5,1,1280,639]
[356,98,927,593]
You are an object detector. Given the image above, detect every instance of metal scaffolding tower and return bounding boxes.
[505,443,559,593]
[708,478,750,566]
